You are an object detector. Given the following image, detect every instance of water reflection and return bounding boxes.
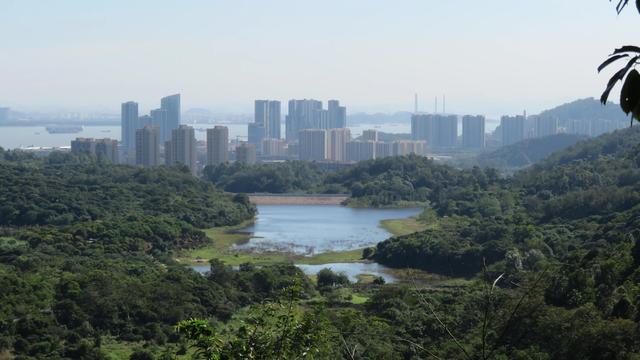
[233,205,422,255]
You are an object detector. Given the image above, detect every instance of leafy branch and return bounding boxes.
[601,1,640,124]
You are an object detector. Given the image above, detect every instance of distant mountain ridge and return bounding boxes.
[459,133,587,170]
[538,97,627,123]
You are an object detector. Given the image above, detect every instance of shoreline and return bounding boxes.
[248,194,349,205]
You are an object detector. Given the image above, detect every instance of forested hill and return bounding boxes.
[0,159,254,228]
[205,156,504,207]
[458,133,586,170]
[538,97,627,123]
[373,127,640,274]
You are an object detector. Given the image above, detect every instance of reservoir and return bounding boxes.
[233,205,422,255]
[191,204,422,283]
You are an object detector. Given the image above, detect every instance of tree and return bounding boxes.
[599,1,640,124]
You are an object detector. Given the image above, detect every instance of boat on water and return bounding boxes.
[100,129,111,133]
[46,126,83,134]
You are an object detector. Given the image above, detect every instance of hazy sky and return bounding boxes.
[1,0,639,116]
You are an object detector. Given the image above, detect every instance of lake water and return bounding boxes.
[0,123,412,149]
[191,205,422,283]
[234,205,421,255]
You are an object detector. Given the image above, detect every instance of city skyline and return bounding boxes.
[1,1,638,116]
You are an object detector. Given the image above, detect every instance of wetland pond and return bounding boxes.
[192,204,423,283]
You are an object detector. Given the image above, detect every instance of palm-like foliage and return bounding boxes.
[600,1,640,123]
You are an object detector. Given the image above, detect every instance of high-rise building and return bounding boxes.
[392,140,427,156]
[138,115,152,128]
[375,141,392,158]
[121,101,139,150]
[327,128,351,161]
[135,125,160,167]
[161,94,181,142]
[535,116,558,138]
[346,141,376,162]
[95,138,119,163]
[71,138,118,163]
[166,125,196,175]
[0,107,10,124]
[248,122,265,149]
[255,100,281,140]
[462,115,485,149]
[362,129,379,142]
[71,138,95,155]
[299,129,328,161]
[261,138,287,157]
[236,143,257,164]
[411,114,456,147]
[501,115,525,146]
[436,115,458,147]
[328,100,347,129]
[150,108,169,141]
[286,99,323,142]
[206,126,229,166]
[411,114,433,144]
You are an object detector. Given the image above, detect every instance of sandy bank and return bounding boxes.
[248,194,349,205]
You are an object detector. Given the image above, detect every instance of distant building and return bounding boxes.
[262,138,286,157]
[346,141,376,161]
[71,138,95,155]
[411,114,433,143]
[393,140,427,156]
[327,128,351,161]
[248,122,265,149]
[462,115,485,148]
[375,141,392,158]
[362,129,379,142]
[0,107,10,124]
[236,143,257,164]
[286,99,323,142]
[121,101,139,150]
[299,129,328,161]
[207,126,229,166]
[327,100,347,129]
[535,116,558,138]
[135,125,160,167]
[166,125,197,175]
[412,114,457,148]
[435,115,458,148]
[150,108,168,141]
[161,94,181,142]
[255,100,281,139]
[71,138,118,163]
[501,115,525,145]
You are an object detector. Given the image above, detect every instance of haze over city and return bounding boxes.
[1,0,638,115]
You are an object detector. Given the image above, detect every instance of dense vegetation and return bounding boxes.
[2,126,640,359]
[0,152,267,359]
[205,155,502,207]
[203,161,329,194]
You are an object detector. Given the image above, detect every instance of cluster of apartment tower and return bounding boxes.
[71,94,233,175]
[70,95,626,174]
[248,99,428,163]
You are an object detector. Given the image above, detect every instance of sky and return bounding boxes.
[1,0,639,116]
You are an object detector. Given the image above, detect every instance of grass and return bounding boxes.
[101,337,194,359]
[350,294,369,305]
[100,337,143,360]
[176,222,364,266]
[379,208,441,237]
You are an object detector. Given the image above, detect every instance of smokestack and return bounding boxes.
[443,94,446,114]
[435,96,438,114]
[414,93,418,113]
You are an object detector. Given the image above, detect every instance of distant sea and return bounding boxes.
[0,123,412,150]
